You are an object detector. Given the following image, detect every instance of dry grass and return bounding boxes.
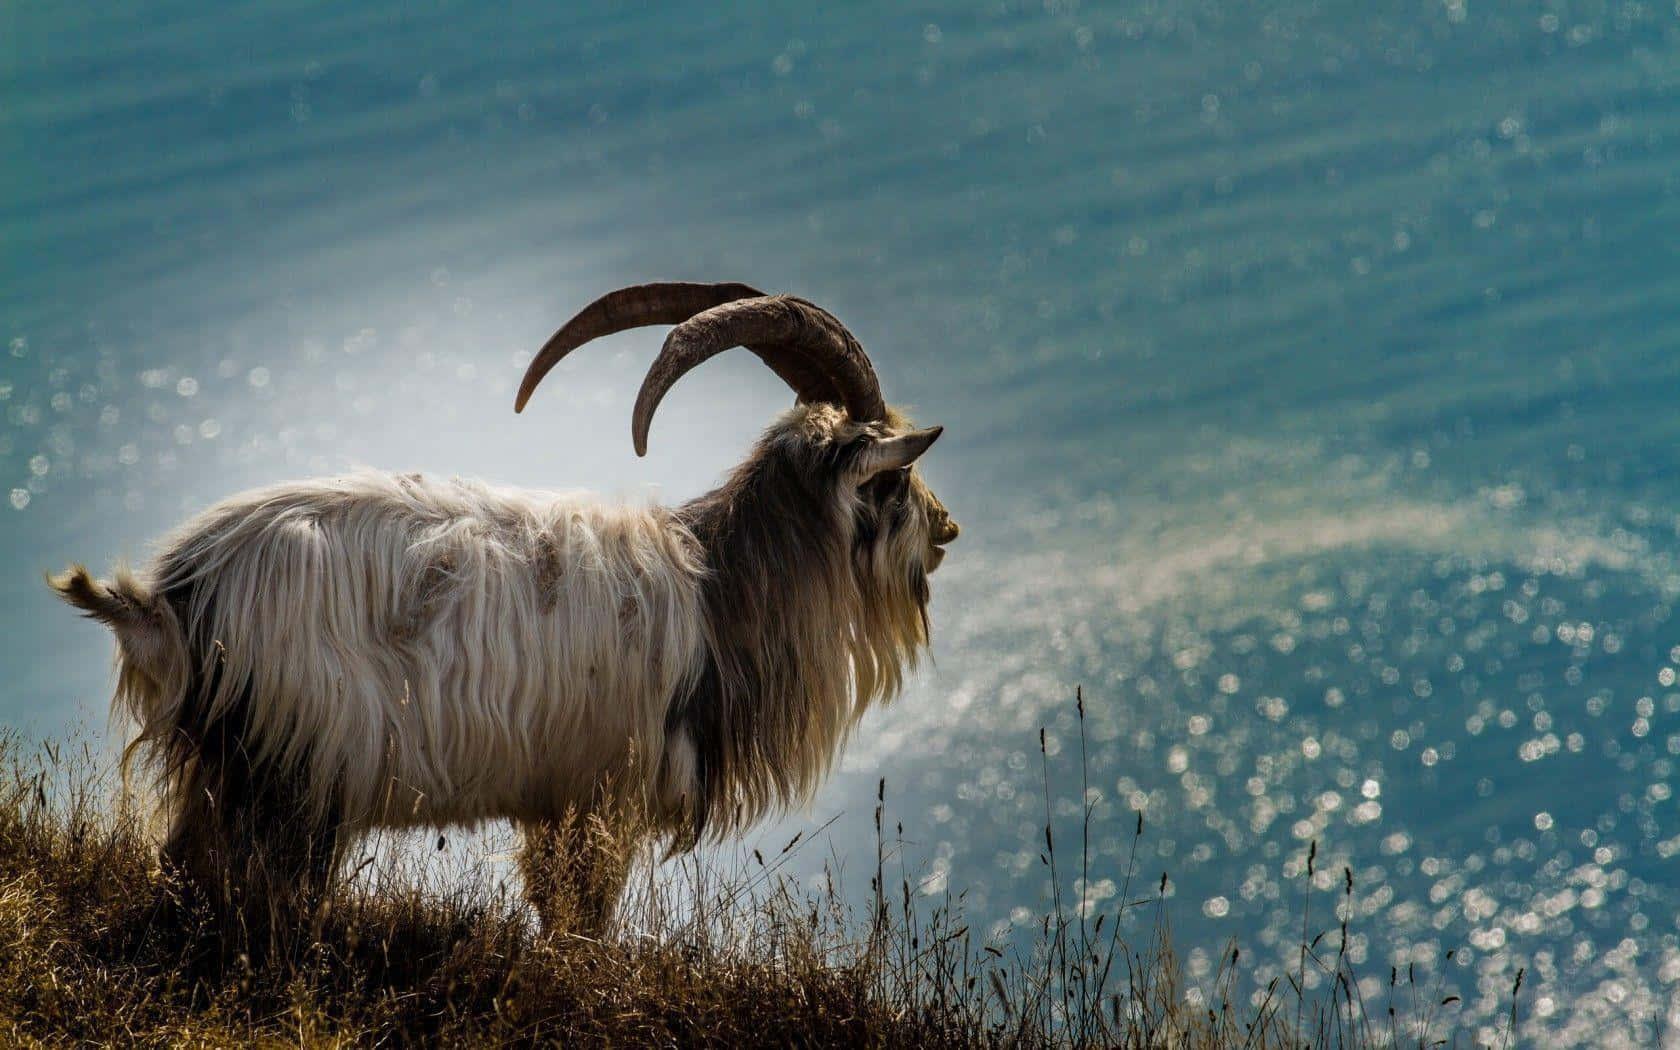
[0,697,1508,1048]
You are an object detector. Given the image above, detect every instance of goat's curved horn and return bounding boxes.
[631,296,886,456]
[515,282,766,413]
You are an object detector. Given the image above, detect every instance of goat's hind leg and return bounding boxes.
[250,767,341,922]
[162,752,340,960]
[160,768,226,913]
[235,763,342,959]
[154,647,340,961]
[157,754,262,964]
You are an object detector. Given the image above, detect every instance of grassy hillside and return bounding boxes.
[0,720,1506,1048]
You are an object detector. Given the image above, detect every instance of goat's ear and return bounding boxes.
[853,426,943,479]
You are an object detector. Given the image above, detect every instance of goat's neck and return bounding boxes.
[671,456,862,831]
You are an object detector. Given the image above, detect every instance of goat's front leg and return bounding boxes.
[518,809,635,937]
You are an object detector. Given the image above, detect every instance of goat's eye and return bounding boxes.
[860,468,909,503]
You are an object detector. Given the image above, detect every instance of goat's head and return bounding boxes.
[515,283,959,585]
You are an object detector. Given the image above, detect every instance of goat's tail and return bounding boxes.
[48,565,191,770]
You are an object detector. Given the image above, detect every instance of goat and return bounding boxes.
[51,282,959,938]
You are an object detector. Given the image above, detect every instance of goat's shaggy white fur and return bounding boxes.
[128,472,711,832]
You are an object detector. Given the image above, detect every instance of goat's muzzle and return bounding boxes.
[927,502,959,571]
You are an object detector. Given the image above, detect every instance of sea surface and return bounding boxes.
[7,2,1680,1043]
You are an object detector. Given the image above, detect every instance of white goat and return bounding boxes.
[52,283,958,936]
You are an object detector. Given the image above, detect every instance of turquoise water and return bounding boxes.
[7,2,1680,1042]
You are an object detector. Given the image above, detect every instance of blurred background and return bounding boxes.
[6,2,1680,1043]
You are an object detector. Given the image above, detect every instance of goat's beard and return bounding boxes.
[850,520,934,707]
